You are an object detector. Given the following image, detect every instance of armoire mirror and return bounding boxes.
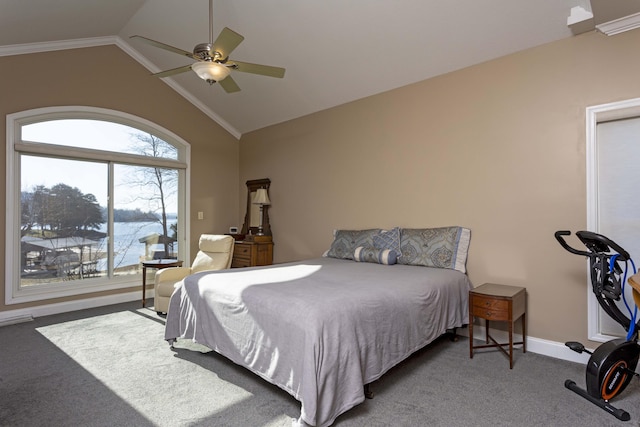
[241,178,271,237]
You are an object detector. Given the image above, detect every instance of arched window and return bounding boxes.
[6,106,190,304]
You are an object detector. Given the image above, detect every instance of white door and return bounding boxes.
[591,109,640,338]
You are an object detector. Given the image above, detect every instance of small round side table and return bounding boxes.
[141,259,183,307]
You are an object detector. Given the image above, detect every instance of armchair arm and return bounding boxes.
[155,266,192,283]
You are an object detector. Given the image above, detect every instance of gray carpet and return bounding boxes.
[1,300,639,427]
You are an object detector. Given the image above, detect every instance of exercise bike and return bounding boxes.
[555,230,640,422]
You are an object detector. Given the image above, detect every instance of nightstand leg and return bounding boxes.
[484,319,489,344]
[522,313,527,353]
[509,321,514,369]
[469,309,474,359]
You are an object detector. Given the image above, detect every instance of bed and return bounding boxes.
[164,227,472,427]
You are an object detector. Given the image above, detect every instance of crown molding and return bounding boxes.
[596,11,640,36]
[0,36,241,140]
[0,36,116,57]
[567,6,595,35]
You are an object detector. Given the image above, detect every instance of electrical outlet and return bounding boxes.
[197,211,204,220]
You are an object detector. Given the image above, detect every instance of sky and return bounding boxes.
[21,119,177,212]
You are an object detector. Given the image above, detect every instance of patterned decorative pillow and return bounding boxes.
[326,229,382,260]
[354,246,398,265]
[373,227,402,257]
[398,227,471,273]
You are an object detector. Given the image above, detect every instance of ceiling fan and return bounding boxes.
[130,0,285,93]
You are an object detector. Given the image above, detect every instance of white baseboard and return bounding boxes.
[0,314,33,327]
[458,325,591,365]
[0,290,153,325]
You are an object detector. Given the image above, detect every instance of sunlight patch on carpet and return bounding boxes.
[36,310,253,424]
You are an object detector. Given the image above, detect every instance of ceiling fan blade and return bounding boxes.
[130,35,199,60]
[212,27,244,60]
[218,75,241,93]
[152,64,193,78]
[231,61,285,78]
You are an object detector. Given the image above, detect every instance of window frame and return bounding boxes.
[6,106,191,305]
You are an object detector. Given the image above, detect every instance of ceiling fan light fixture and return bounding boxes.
[192,61,231,83]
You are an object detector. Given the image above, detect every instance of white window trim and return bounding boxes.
[586,97,640,341]
[6,106,191,305]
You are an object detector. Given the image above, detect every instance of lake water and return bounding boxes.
[99,221,178,269]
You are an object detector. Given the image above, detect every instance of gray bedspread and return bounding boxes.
[164,257,472,427]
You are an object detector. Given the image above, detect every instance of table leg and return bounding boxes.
[485,319,489,344]
[509,320,514,369]
[142,266,147,307]
[522,312,527,353]
[469,307,474,359]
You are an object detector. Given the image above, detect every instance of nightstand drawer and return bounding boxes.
[471,305,509,321]
[231,258,251,268]
[233,244,251,260]
[472,295,509,312]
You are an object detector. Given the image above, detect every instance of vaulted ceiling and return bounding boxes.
[2,0,639,138]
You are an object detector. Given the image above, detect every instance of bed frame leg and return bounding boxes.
[364,383,374,399]
[446,328,459,342]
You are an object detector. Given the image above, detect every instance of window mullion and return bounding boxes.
[15,141,187,170]
[108,162,115,278]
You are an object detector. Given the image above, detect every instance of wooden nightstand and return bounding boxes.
[469,283,526,369]
[231,241,273,268]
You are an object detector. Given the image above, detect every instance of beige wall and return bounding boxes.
[4,30,640,346]
[239,30,640,346]
[0,45,239,312]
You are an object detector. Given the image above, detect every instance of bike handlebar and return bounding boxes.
[554,231,591,257]
[555,230,630,261]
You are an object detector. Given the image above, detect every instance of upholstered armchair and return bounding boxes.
[154,234,235,314]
